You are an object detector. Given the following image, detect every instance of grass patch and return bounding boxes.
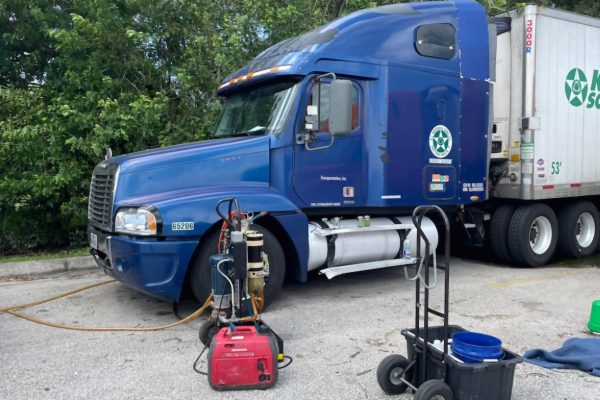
[0,247,90,264]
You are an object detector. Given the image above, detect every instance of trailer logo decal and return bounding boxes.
[565,68,600,109]
[428,125,452,158]
[565,68,589,107]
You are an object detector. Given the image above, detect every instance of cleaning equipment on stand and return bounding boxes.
[193,198,290,390]
[376,206,522,400]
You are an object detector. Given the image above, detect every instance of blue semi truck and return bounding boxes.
[87,0,600,303]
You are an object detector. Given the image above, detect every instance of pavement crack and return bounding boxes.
[357,382,369,399]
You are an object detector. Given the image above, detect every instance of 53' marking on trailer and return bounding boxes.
[551,161,562,175]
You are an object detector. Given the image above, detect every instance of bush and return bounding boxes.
[0,0,597,254]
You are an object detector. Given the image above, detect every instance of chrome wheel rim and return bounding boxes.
[529,216,552,255]
[431,396,445,400]
[576,212,595,248]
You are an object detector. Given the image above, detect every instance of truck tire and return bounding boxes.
[558,201,599,258]
[190,224,285,309]
[489,205,515,264]
[508,203,558,267]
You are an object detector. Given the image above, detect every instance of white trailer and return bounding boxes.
[486,5,600,267]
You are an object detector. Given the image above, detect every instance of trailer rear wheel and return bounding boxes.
[558,201,599,258]
[490,205,515,264]
[508,203,558,267]
[190,224,285,309]
[414,379,454,400]
[376,354,411,394]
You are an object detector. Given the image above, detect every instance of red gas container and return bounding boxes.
[208,325,279,390]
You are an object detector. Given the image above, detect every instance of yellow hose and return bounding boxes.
[0,278,212,332]
[0,279,117,312]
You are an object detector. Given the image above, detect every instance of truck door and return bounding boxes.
[292,80,363,208]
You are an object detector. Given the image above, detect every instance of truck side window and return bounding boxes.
[415,23,456,60]
[305,82,359,132]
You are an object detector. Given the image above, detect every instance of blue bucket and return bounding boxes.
[451,331,504,364]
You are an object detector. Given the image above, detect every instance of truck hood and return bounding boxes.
[114,136,268,173]
[110,136,271,203]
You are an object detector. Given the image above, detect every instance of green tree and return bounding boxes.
[1,0,598,254]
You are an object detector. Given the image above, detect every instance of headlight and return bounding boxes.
[115,207,160,236]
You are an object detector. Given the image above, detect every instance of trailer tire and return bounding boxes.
[414,379,454,400]
[558,201,599,258]
[490,205,515,264]
[376,354,411,394]
[190,225,285,309]
[508,203,558,267]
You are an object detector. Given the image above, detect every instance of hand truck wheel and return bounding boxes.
[414,379,454,400]
[376,354,412,394]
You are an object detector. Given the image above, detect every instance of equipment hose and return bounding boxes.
[0,279,116,313]
[0,278,213,332]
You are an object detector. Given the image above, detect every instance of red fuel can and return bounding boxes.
[208,325,279,390]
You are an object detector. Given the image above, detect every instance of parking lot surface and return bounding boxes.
[1,257,599,399]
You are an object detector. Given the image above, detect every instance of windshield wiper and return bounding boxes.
[223,126,267,138]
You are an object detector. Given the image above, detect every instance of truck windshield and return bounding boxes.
[213,79,300,138]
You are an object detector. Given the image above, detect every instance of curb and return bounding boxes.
[0,256,97,279]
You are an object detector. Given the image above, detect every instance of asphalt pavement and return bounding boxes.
[1,257,599,399]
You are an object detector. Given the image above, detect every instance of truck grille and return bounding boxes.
[88,162,118,231]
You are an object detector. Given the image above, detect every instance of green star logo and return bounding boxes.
[429,125,452,158]
[565,68,588,107]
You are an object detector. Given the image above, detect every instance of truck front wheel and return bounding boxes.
[558,201,599,258]
[190,224,285,308]
[508,203,558,267]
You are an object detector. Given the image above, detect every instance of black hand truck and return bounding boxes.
[376,205,521,400]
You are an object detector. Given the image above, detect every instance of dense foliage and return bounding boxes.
[1,0,598,254]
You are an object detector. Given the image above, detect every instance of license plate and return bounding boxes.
[90,232,98,250]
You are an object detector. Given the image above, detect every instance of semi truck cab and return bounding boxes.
[87,0,493,303]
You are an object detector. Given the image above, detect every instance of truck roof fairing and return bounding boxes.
[217,0,488,96]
